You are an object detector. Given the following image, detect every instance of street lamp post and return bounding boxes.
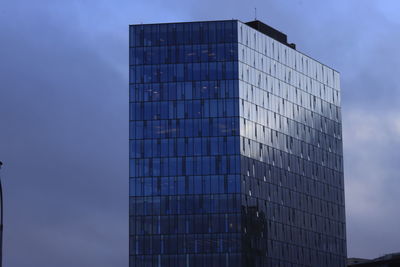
[0,160,3,267]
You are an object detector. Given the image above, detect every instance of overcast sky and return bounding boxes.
[1,0,400,266]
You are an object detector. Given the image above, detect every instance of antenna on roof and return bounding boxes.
[254,8,257,20]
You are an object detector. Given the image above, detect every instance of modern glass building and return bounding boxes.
[129,20,346,267]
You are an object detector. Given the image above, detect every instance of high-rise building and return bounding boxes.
[129,20,346,267]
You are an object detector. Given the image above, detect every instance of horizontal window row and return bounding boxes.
[239,85,341,131]
[243,198,345,238]
[130,80,238,102]
[129,194,240,216]
[129,118,239,139]
[239,107,342,150]
[129,62,238,84]
[130,175,240,197]
[238,46,340,97]
[240,121,343,157]
[129,231,346,262]
[130,253,241,267]
[130,234,240,255]
[130,21,237,47]
[240,87,342,132]
[237,27,340,90]
[241,136,343,173]
[238,64,341,118]
[241,213,345,254]
[129,155,240,178]
[129,99,238,121]
[130,136,239,158]
[130,44,237,65]
[243,237,345,266]
[241,153,344,191]
[242,198,345,239]
[130,214,240,236]
[130,251,343,267]
[242,175,344,213]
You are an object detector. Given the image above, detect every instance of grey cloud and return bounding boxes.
[1,1,129,266]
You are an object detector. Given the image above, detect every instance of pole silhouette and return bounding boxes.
[0,161,3,267]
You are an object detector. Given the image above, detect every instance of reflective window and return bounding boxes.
[129,20,345,267]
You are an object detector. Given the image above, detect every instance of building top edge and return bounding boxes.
[129,19,340,74]
[129,19,238,27]
[245,20,296,50]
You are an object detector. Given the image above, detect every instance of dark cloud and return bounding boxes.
[0,1,129,266]
[0,0,399,265]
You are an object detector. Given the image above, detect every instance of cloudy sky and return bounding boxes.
[1,0,400,266]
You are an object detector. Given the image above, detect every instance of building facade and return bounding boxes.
[129,20,346,267]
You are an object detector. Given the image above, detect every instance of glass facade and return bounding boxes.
[129,20,346,267]
[237,22,346,266]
